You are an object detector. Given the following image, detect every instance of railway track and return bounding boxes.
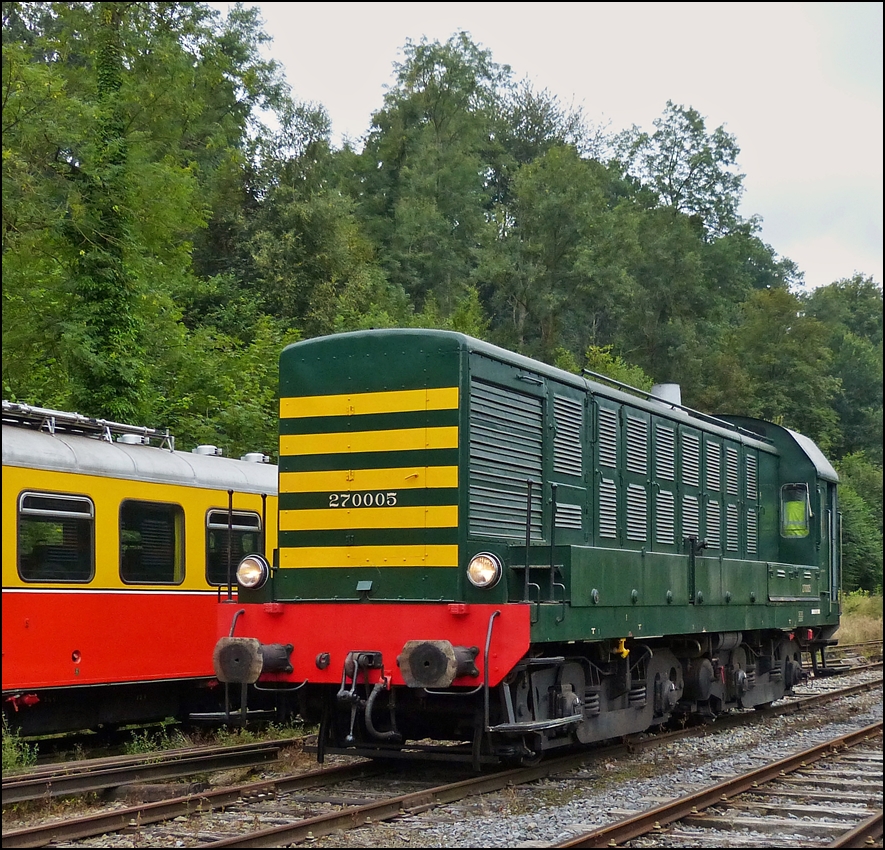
[3,675,881,848]
[1,737,301,804]
[804,640,884,676]
[553,721,883,848]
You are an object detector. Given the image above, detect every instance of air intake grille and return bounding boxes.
[706,443,721,492]
[656,490,675,544]
[555,502,583,530]
[726,504,739,551]
[598,408,618,468]
[626,484,647,541]
[655,426,676,480]
[726,447,739,496]
[469,381,543,539]
[747,509,758,554]
[706,501,721,548]
[746,455,757,501]
[626,416,648,475]
[599,478,618,538]
[682,433,700,487]
[553,395,583,476]
[683,495,700,539]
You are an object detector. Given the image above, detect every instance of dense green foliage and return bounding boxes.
[3,6,881,590]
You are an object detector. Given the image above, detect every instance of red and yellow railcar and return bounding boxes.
[2,402,277,735]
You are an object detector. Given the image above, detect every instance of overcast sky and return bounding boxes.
[213,1,882,291]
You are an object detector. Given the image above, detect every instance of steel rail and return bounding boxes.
[3,737,305,785]
[554,720,883,848]
[1,746,282,804]
[829,809,884,848]
[200,751,612,849]
[1,761,382,849]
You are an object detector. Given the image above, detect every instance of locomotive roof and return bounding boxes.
[285,329,778,453]
[2,423,278,494]
[716,415,839,482]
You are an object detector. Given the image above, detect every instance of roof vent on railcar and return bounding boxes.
[116,433,146,445]
[192,444,223,456]
[239,452,270,463]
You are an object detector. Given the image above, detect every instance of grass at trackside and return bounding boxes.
[2,713,38,772]
[835,590,884,645]
[1,716,311,773]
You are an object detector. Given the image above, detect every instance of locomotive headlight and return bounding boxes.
[466,552,502,588]
[236,554,269,589]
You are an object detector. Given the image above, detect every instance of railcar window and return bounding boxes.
[120,501,184,583]
[781,483,811,538]
[18,492,94,582]
[206,510,262,585]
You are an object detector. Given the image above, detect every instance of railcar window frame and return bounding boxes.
[119,499,185,584]
[205,509,263,586]
[17,491,95,583]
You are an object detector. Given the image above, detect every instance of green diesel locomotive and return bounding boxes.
[214,329,841,765]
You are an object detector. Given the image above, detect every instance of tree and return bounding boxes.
[355,32,508,318]
[713,288,840,448]
[803,275,883,462]
[2,1,287,427]
[837,450,883,596]
[802,273,883,346]
[479,145,609,360]
[582,345,654,392]
[486,78,600,215]
[616,101,747,237]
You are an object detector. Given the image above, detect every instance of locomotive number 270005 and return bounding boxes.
[328,492,398,507]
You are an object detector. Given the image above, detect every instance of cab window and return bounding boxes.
[206,510,262,585]
[120,500,184,583]
[18,492,94,582]
[781,483,810,538]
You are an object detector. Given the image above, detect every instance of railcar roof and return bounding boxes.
[2,424,278,494]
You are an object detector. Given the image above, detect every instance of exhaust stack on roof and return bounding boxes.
[649,383,682,407]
